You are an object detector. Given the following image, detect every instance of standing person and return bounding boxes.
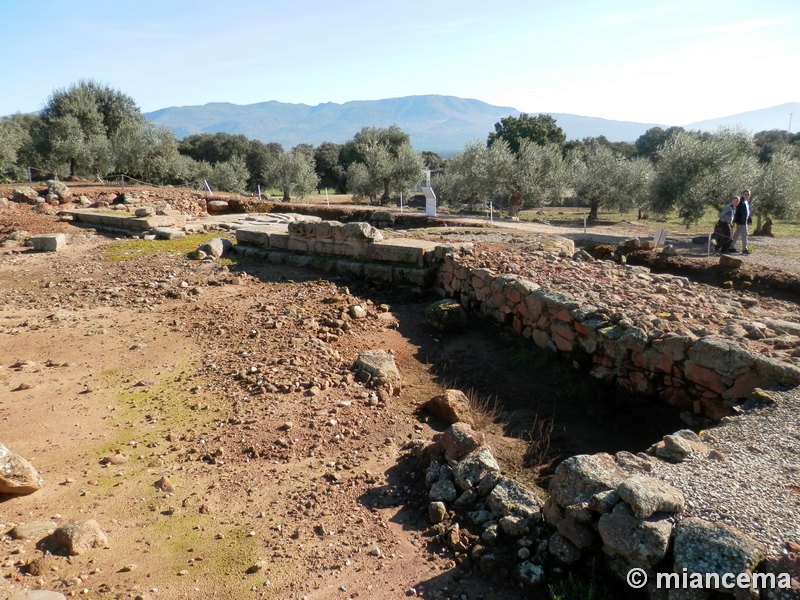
[714,196,739,253]
[731,189,752,254]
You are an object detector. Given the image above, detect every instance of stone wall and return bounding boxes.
[233,220,449,289]
[232,220,800,422]
[435,253,800,422]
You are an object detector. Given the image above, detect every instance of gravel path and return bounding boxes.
[650,390,800,555]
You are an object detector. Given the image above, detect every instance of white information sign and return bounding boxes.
[421,186,437,217]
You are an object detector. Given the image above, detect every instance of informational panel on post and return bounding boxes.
[421,187,436,217]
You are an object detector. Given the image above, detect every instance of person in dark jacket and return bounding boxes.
[713,196,739,253]
[731,189,752,254]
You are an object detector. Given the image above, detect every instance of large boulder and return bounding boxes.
[198,237,231,259]
[673,518,766,581]
[616,475,685,519]
[425,299,468,332]
[423,389,473,426]
[548,453,628,507]
[11,187,39,203]
[50,520,109,555]
[0,443,44,495]
[45,180,72,203]
[598,502,673,567]
[486,478,542,519]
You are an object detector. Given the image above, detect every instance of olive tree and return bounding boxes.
[111,122,186,184]
[264,147,318,202]
[649,129,758,225]
[570,142,654,221]
[344,125,424,205]
[433,141,491,209]
[753,150,800,227]
[0,117,26,178]
[346,138,424,205]
[208,155,250,194]
[483,139,570,217]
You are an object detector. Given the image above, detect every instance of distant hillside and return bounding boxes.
[144,96,799,153]
[686,103,800,133]
[144,95,664,154]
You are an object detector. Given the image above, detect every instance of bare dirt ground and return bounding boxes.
[2,183,799,600]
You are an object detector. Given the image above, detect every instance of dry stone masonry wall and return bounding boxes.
[434,251,800,423]
[230,219,800,422]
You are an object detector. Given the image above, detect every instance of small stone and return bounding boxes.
[155,476,175,493]
[428,501,447,524]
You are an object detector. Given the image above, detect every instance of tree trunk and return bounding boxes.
[282,189,290,203]
[508,191,523,220]
[70,159,77,178]
[588,199,599,222]
[380,178,391,206]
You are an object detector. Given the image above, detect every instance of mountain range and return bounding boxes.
[143,96,800,155]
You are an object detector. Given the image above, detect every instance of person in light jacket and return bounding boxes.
[731,189,752,254]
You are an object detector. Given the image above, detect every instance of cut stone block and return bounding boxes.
[719,254,743,268]
[363,263,393,283]
[29,233,66,252]
[288,238,309,252]
[393,266,435,287]
[153,227,186,240]
[128,215,176,230]
[368,239,438,266]
[235,227,272,247]
[268,233,290,249]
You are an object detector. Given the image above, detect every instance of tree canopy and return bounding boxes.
[487,113,566,153]
[40,80,145,178]
[344,126,425,205]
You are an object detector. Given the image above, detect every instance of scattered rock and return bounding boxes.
[100,453,128,465]
[50,519,110,555]
[424,299,468,332]
[439,422,484,461]
[155,476,175,493]
[352,350,401,395]
[0,442,44,495]
[9,521,58,540]
[198,237,231,259]
[423,389,473,426]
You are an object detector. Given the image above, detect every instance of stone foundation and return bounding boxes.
[434,253,800,422]
[230,219,800,423]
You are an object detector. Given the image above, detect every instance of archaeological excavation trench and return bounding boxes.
[2,207,798,599]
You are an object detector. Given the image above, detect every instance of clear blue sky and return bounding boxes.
[2,0,798,125]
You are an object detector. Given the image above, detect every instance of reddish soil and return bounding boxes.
[1,183,798,600]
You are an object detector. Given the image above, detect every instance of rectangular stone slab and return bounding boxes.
[153,227,186,240]
[368,239,438,266]
[29,233,66,252]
